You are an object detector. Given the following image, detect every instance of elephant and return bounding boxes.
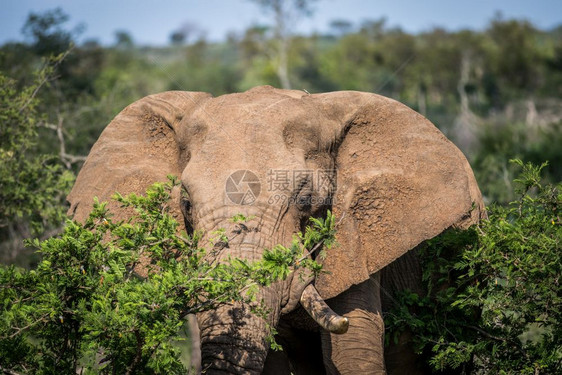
[67,86,485,374]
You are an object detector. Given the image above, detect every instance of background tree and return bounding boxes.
[329,19,353,37]
[21,7,79,56]
[169,21,204,46]
[114,30,135,50]
[0,57,74,265]
[249,0,318,89]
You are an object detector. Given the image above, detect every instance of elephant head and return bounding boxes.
[68,86,484,374]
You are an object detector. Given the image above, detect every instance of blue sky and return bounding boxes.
[2,0,561,46]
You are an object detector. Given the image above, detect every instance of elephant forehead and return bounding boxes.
[192,91,305,125]
[186,93,340,149]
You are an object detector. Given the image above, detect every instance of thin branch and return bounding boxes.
[38,113,87,169]
[18,49,73,114]
[464,324,505,342]
[0,365,23,375]
[335,212,346,228]
[18,74,51,114]
[124,330,144,375]
[296,239,325,264]
[463,324,530,360]
[7,313,50,339]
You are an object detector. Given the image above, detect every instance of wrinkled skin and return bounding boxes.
[68,86,485,374]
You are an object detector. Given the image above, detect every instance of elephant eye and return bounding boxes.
[298,195,311,207]
[295,192,313,210]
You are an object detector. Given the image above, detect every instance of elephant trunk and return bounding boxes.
[194,209,285,374]
[198,283,282,374]
[193,208,349,373]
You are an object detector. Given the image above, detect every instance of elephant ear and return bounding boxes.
[313,91,485,299]
[67,91,211,223]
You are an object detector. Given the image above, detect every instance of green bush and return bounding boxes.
[386,159,562,374]
[0,178,334,374]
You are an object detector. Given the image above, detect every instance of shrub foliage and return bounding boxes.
[0,178,334,374]
[386,160,562,374]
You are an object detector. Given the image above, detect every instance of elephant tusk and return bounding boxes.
[300,284,349,334]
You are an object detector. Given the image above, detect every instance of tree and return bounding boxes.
[249,0,318,89]
[329,19,353,37]
[169,31,186,45]
[487,16,544,101]
[0,56,75,264]
[169,21,204,46]
[21,7,81,57]
[114,30,135,49]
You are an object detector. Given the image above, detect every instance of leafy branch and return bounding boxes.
[0,176,333,374]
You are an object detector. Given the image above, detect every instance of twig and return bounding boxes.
[464,324,505,342]
[296,239,325,264]
[124,330,144,375]
[39,113,87,169]
[18,49,73,113]
[8,313,50,339]
[0,365,22,375]
[335,212,346,228]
